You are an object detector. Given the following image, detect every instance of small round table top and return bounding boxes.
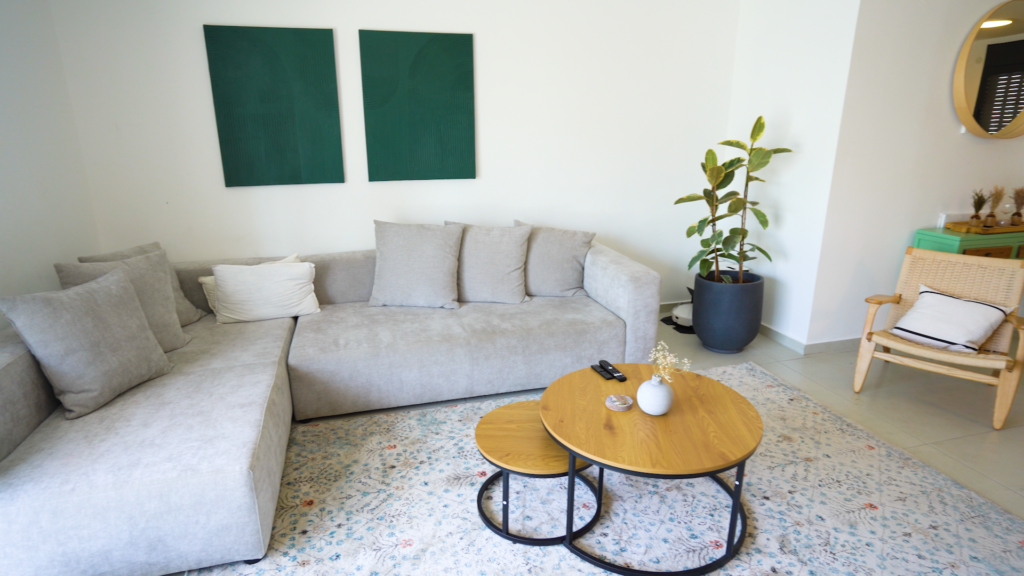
[475,400,589,476]
[540,364,763,477]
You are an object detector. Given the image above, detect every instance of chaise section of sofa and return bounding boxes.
[0,316,295,576]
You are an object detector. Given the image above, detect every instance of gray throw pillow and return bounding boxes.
[514,220,596,297]
[79,242,206,327]
[55,250,190,352]
[0,268,173,419]
[369,221,464,309]
[445,221,531,304]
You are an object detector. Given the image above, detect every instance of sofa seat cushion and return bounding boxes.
[0,315,295,576]
[288,296,626,419]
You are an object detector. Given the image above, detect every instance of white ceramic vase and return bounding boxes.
[636,374,674,416]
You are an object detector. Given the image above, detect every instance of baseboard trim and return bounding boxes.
[758,324,860,356]
[758,325,806,355]
[660,302,857,357]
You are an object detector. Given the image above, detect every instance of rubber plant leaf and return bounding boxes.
[688,248,711,270]
[717,169,735,191]
[750,116,765,143]
[674,194,706,204]
[750,207,769,229]
[705,149,718,169]
[699,258,714,278]
[719,140,749,152]
[749,243,772,261]
[706,165,725,187]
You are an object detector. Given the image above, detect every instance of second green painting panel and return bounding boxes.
[359,30,476,182]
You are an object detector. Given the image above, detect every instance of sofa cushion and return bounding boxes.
[445,221,531,304]
[79,241,206,327]
[199,253,301,313]
[369,221,464,309]
[212,262,320,323]
[514,220,596,297]
[288,296,626,419]
[55,250,191,352]
[0,269,173,419]
[0,315,295,575]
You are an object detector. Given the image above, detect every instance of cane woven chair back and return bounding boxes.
[883,248,1024,354]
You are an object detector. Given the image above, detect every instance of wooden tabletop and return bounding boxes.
[475,400,589,476]
[540,364,763,476]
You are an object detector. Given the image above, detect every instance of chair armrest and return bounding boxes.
[583,243,661,363]
[1009,312,1024,331]
[865,294,900,305]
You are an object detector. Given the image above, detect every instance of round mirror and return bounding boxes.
[954,0,1024,138]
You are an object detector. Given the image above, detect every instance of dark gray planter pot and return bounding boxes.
[691,270,764,354]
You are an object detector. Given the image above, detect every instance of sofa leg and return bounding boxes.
[244,556,264,565]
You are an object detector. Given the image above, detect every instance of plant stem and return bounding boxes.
[737,151,751,284]
[710,184,720,282]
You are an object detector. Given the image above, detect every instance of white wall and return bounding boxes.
[807,0,1024,344]
[0,0,99,328]
[47,0,742,303]
[711,0,860,343]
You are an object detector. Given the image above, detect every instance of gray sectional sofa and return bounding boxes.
[0,242,659,575]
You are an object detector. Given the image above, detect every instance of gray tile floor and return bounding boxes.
[652,323,1024,519]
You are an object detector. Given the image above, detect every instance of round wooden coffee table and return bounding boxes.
[474,400,599,546]
[540,364,763,575]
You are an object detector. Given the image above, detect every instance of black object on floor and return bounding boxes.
[661,316,695,334]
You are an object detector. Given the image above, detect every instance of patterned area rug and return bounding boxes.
[193,363,1024,575]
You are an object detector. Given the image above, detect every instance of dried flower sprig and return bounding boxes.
[1014,187,1024,213]
[971,189,989,214]
[649,341,691,382]
[989,186,1006,214]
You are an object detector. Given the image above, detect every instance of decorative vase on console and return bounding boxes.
[637,342,690,416]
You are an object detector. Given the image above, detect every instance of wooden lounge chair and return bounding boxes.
[853,247,1024,429]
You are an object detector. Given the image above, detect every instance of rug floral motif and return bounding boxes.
[193,363,1024,575]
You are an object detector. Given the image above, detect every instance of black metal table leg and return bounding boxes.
[502,469,510,535]
[559,462,750,576]
[476,465,601,547]
[565,453,576,544]
[725,460,745,556]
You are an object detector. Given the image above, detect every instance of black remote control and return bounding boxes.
[599,360,627,382]
[591,364,613,379]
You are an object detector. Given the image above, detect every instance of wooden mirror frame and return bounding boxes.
[954,1,1024,139]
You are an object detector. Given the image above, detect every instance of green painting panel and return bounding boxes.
[203,25,344,187]
[359,30,476,182]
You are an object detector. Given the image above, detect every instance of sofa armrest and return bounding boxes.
[583,243,662,363]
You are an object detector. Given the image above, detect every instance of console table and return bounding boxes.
[913,228,1024,259]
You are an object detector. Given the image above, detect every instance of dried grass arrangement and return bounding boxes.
[985,186,1006,227]
[970,189,989,225]
[1013,187,1024,225]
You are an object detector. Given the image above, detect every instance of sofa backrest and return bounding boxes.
[0,331,59,461]
[174,250,377,313]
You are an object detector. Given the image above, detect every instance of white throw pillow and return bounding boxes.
[212,262,319,324]
[892,284,1014,353]
[199,254,300,313]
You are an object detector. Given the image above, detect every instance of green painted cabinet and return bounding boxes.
[913,228,1024,259]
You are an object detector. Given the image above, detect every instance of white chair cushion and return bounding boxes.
[892,284,1014,353]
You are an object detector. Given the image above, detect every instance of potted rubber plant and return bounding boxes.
[674,117,791,353]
